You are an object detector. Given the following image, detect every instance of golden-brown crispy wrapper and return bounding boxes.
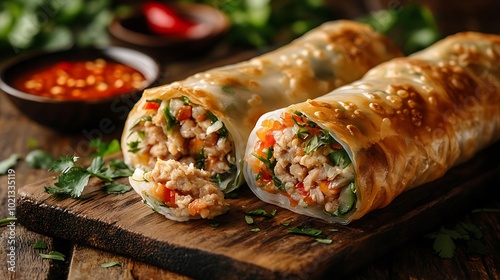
[244,32,500,223]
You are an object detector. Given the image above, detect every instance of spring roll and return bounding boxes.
[122,20,402,221]
[244,32,500,224]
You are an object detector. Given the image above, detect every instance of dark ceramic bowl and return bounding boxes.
[108,2,230,59]
[0,47,160,133]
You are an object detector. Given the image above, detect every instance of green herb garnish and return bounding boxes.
[89,138,120,157]
[103,181,132,194]
[425,222,487,258]
[328,150,351,168]
[40,251,65,261]
[100,261,121,268]
[304,129,335,154]
[163,100,178,131]
[316,238,333,244]
[251,228,261,232]
[127,140,141,153]
[252,147,284,191]
[288,227,323,237]
[206,111,228,138]
[25,149,56,169]
[44,156,132,198]
[0,154,20,174]
[245,209,277,218]
[33,241,47,249]
[244,215,254,225]
[0,217,16,227]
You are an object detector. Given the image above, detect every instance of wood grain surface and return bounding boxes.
[15,142,500,280]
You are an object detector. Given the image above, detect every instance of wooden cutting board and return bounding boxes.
[16,142,500,280]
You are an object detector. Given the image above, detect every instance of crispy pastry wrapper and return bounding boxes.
[244,32,500,224]
[122,20,402,195]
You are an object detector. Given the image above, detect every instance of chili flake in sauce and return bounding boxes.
[13,59,147,100]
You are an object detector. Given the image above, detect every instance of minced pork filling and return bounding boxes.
[250,111,357,216]
[127,97,236,187]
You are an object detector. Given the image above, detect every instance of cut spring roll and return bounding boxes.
[244,32,500,224]
[122,20,402,220]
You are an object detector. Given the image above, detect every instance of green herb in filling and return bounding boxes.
[127,140,141,153]
[328,150,351,168]
[206,111,228,138]
[163,100,179,131]
[304,129,335,154]
[252,147,284,191]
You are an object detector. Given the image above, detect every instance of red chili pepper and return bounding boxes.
[296,182,308,197]
[143,101,160,110]
[142,2,196,37]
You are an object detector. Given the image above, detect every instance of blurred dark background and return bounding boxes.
[1,0,499,60]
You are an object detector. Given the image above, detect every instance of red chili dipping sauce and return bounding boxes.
[13,59,147,100]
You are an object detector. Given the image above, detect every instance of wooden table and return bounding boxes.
[1,44,499,280]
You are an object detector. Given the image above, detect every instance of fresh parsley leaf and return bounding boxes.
[106,159,133,178]
[33,241,47,249]
[104,182,132,194]
[49,155,78,173]
[244,209,276,218]
[288,227,323,237]
[89,138,121,157]
[40,251,65,261]
[26,149,56,169]
[0,217,16,226]
[45,168,91,198]
[0,154,20,174]
[100,261,121,268]
[244,215,254,225]
[45,156,132,198]
[316,238,333,244]
[425,222,487,259]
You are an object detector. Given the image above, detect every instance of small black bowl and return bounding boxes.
[108,2,230,60]
[0,47,160,133]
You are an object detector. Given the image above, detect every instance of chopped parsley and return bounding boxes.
[206,111,228,138]
[252,147,284,191]
[287,227,323,237]
[163,100,179,131]
[40,251,65,261]
[244,215,254,225]
[328,150,351,168]
[100,261,122,268]
[33,241,47,249]
[44,156,133,198]
[127,140,141,153]
[244,208,277,218]
[0,154,20,174]
[304,129,336,154]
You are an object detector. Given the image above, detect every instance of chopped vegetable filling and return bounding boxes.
[251,111,356,216]
[127,97,236,190]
